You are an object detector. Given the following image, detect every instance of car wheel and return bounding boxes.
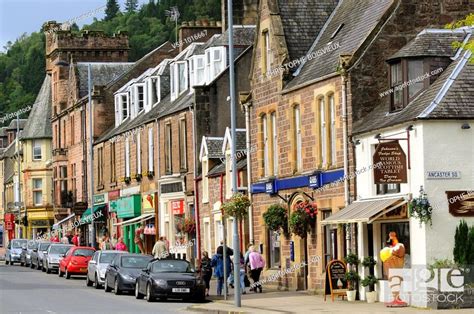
[146,283,155,302]
[36,262,41,270]
[104,277,112,292]
[86,274,93,286]
[20,260,25,266]
[135,282,144,299]
[5,258,9,265]
[65,268,71,279]
[114,278,122,295]
[46,263,51,274]
[195,290,206,303]
[94,274,101,289]
[58,268,64,277]
[30,261,34,269]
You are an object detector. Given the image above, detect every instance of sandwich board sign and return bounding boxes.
[324,259,348,301]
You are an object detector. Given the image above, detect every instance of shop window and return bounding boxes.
[33,140,42,160]
[268,229,281,268]
[377,183,401,195]
[381,222,410,279]
[322,210,337,269]
[33,178,43,206]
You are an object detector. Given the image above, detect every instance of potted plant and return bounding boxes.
[289,210,309,238]
[344,253,360,301]
[345,270,360,301]
[263,204,289,237]
[361,275,378,303]
[183,217,196,235]
[221,193,251,221]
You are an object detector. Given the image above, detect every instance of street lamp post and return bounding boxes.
[227,0,241,307]
[16,112,21,238]
[88,63,96,249]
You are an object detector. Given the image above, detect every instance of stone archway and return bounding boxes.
[288,192,309,291]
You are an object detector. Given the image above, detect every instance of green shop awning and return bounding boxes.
[80,205,107,224]
[116,195,142,219]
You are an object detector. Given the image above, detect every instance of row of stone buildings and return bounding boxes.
[1,0,473,306]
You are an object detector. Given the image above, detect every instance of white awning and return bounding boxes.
[321,197,407,225]
[113,213,155,227]
[52,213,75,230]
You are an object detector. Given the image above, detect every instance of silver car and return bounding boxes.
[44,243,73,273]
[5,239,28,265]
[20,240,38,267]
[86,250,127,289]
[30,242,51,270]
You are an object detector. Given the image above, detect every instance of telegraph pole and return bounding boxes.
[227,0,241,306]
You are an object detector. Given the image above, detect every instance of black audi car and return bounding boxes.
[134,258,205,302]
[104,254,153,295]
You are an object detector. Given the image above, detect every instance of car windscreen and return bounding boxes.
[99,253,119,263]
[39,243,51,250]
[27,241,37,249]
[121,256,152,268]
[73,249,94,257]
[151,260,193,273]
[49,245,71,254]
[12,240,27,248]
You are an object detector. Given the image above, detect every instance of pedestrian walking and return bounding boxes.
[210,251,230,296]
[239,253,247,294]
[200,251,213,296]
[100,236,113,250]
[50,233,60,243]
[115,237,128,251]
[248,246,265,293]
[60,233,69,244]
[72,231,80,246]
[134,224,145,254]
[152,236,168,259]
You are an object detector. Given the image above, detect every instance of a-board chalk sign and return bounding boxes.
[324,259,348,301]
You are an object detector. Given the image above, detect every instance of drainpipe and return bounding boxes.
[341,72,351,255]
[243,102,254,244]
[190,109,201,263]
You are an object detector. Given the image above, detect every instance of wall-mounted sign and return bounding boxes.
[324,259,348,302]
[377,204,408,220]
[373,141,407,184]
[142,193,156,214]
[108,190,120,201]
[309,174,319,188]
[93,194,107,205]
[171,200,184,215]
[265,181,275,194]
[426,171,461,180]
[446,191,474,217]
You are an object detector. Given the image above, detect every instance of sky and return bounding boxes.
[0,0,149,51]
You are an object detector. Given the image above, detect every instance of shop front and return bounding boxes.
[27,210,55,239]
[80,203,108,247]
[142,192,158,253]
[108,190,120,242]
[114,194,144,253]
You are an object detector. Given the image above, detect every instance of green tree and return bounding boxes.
[125,0,139,13]
[454,220,469,265]
[105,0,120,21]
[446,13,474,63]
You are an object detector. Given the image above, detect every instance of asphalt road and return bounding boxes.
[0,262,200,314]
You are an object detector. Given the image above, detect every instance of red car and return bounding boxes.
[58,246,96,279]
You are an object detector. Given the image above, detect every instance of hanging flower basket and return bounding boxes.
[221,193,251,221]
[409,189,433,227]
[183,217,196,235]
[263,204,289,236]
[289,200,318,238]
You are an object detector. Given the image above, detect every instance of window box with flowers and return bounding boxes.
[184,217,196,235]
[409,186,433,227]
[221,193,251,221]
[289,201,318,238]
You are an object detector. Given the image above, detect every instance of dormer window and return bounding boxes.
[389,59,426,111]
[171,62,188,100]
[137,85,144,112]
[149,77,159,106]
[205,47,226,83]
[121,94,128,121]
[178,62,187,94]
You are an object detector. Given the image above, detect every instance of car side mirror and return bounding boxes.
[33,249,38,252]
[89,260,96,265]
[60,254,65,257]
[142,268,149,273]
[22,245,27,250]
[43,251,48,254]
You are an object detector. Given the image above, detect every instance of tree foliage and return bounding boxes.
[105,0,120,21]
[0,0,220,125]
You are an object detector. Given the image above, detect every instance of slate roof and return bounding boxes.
[7,119,27,130]
[278,0,337,61]
[77,62,134,98]
[205,137,225,159]
[21,75,52,139]
[354,45,474,135]
[206,26,255,48]
[207,157,247,177]
[2,141,15,182]
[285,0,395,91]
[0,127,6,137]
[388,30,466,61]
[222,128,247,152]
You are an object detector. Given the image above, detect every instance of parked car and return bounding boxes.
[104,254,153,295]
[5,239,28,265]
[20,240,37,267]
[86,250,127,289]
[58,246,96,279]
[135,258,206,302]
[30,242,51,270]
[43,243,74,273]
